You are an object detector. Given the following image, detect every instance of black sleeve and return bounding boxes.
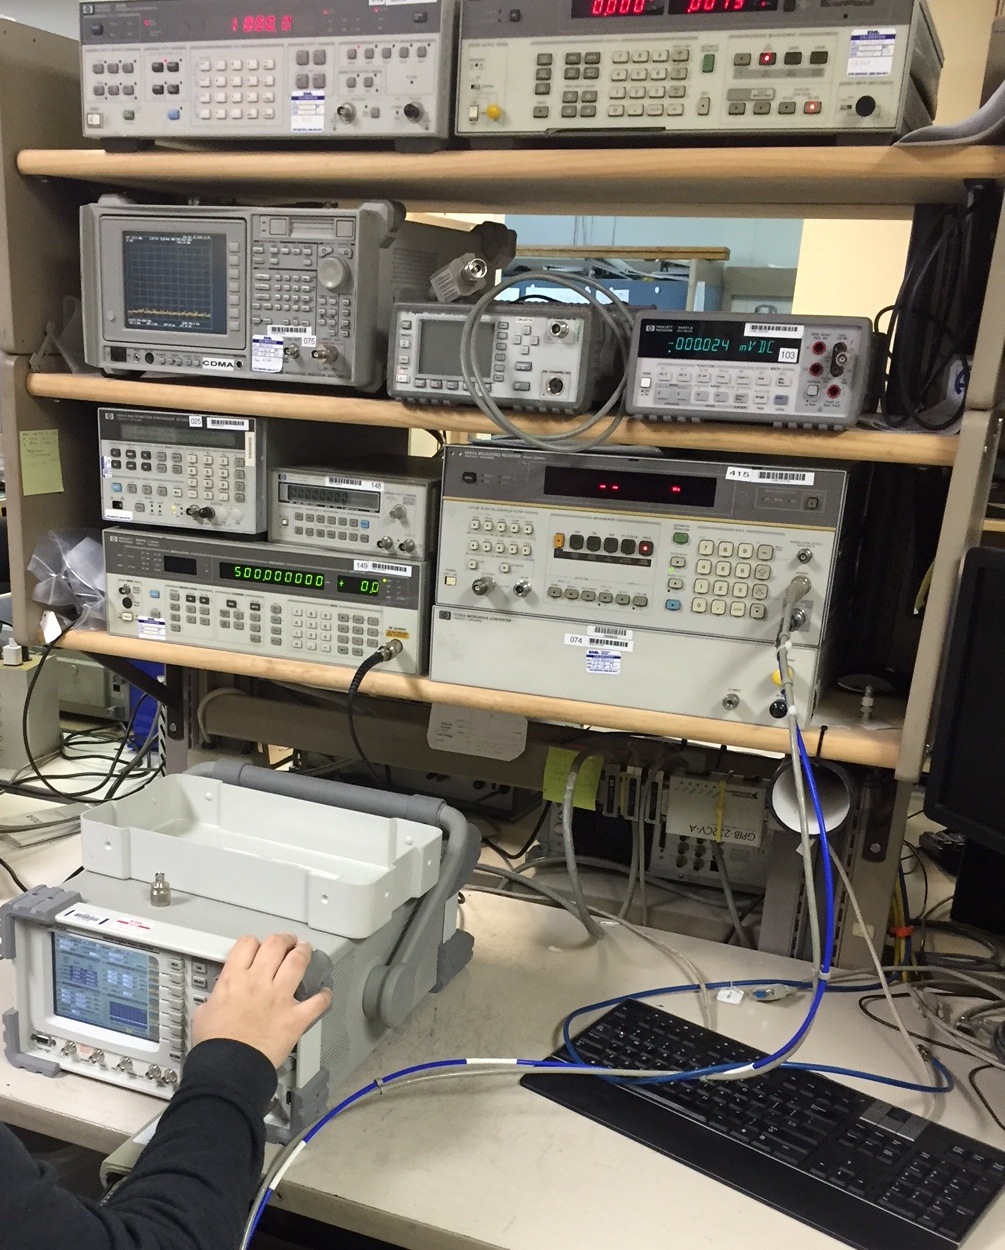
[1,1038,277,1250]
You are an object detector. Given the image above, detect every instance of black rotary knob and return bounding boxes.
[855,95,877,118]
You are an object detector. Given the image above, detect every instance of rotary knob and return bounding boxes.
[472,576,496,596]
[318,256,349,292]
[403,101,423,122]
[855,95,877,118]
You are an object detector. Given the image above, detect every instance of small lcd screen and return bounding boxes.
[123,231,229,335]
[336,575,387,599]
[286,483,381,512]
[572,0,665,16]
[118,422,242,449]
[52,931,159,1042]
[220,561,326,590]
[544,465,718,508]
[417,320,494,379]
[164,555,198,576]
[637,319,800,365]
[665,0,778,11]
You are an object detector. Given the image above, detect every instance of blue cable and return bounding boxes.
[561,724,836,1083]
[242,721,936,1244]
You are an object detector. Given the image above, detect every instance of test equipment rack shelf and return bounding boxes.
[9,141,1002,792]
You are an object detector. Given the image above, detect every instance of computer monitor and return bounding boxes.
[925,545,1005,935]
[925,547,1005,850]
[925,545,1005,852]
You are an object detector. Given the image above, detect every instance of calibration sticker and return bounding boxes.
[586,649,622,676]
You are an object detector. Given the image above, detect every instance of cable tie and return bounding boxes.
[373,1076,385,1094]
[889,924,915,939]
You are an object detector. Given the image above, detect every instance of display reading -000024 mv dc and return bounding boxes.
[637,321,801,365]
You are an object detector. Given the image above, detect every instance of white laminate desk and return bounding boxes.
[2,847,1004,1250]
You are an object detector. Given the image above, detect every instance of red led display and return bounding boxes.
[230,14,294,34]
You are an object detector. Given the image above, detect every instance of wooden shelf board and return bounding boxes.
[26,373,957,466]
[17,146,1005,214]
[61,630,902,769]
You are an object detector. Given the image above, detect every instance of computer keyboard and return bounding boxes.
[521,998,1005,1250]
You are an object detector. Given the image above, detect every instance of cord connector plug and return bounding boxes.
[376,639,403,663]
[752,985,800,1003]
[2,639,24,667]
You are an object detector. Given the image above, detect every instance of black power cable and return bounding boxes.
[0,854,28,893]
[17,629,163,803]
[345,641,404,788]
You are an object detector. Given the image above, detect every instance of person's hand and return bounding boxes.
[192,934,332,1069]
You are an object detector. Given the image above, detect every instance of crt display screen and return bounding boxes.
[123,231,229,336]
[416,319,494,379]
[52,931,159,1042]
[636,320,800,365]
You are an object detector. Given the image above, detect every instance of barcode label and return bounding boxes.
[566,631,635,653]
[354,560,411,578]
[267,324,317,347]
[207,417,250,431]
[589,625,632,639]
[745,322,802,338]
[726,467,815,486]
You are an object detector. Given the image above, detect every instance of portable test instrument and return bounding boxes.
[431,444,860,725]
[388,301,621,413]
[81,199,512,389]
[1,763,478,1142]
[79,0,458,148]
[626,312,876,429]
[455,0,941,144]
[104,529,431,674]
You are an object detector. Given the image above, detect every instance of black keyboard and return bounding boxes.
[522,998,1005,1250]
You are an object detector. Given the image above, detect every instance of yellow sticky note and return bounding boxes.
[19,429,64,497]
[542,747,604,810]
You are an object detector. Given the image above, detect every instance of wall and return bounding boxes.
[0,3,78,37]
[793,0,998,319]
[504,214,803,271]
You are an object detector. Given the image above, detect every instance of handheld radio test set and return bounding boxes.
[1,763,480,1142]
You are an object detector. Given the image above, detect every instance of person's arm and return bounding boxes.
[2,934,330,1250]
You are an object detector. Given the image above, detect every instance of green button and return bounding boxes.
[673,532,690,544]
[702,53,716,73]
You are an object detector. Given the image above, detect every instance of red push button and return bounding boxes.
[804,100,822,114]
[759,52,777,66]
